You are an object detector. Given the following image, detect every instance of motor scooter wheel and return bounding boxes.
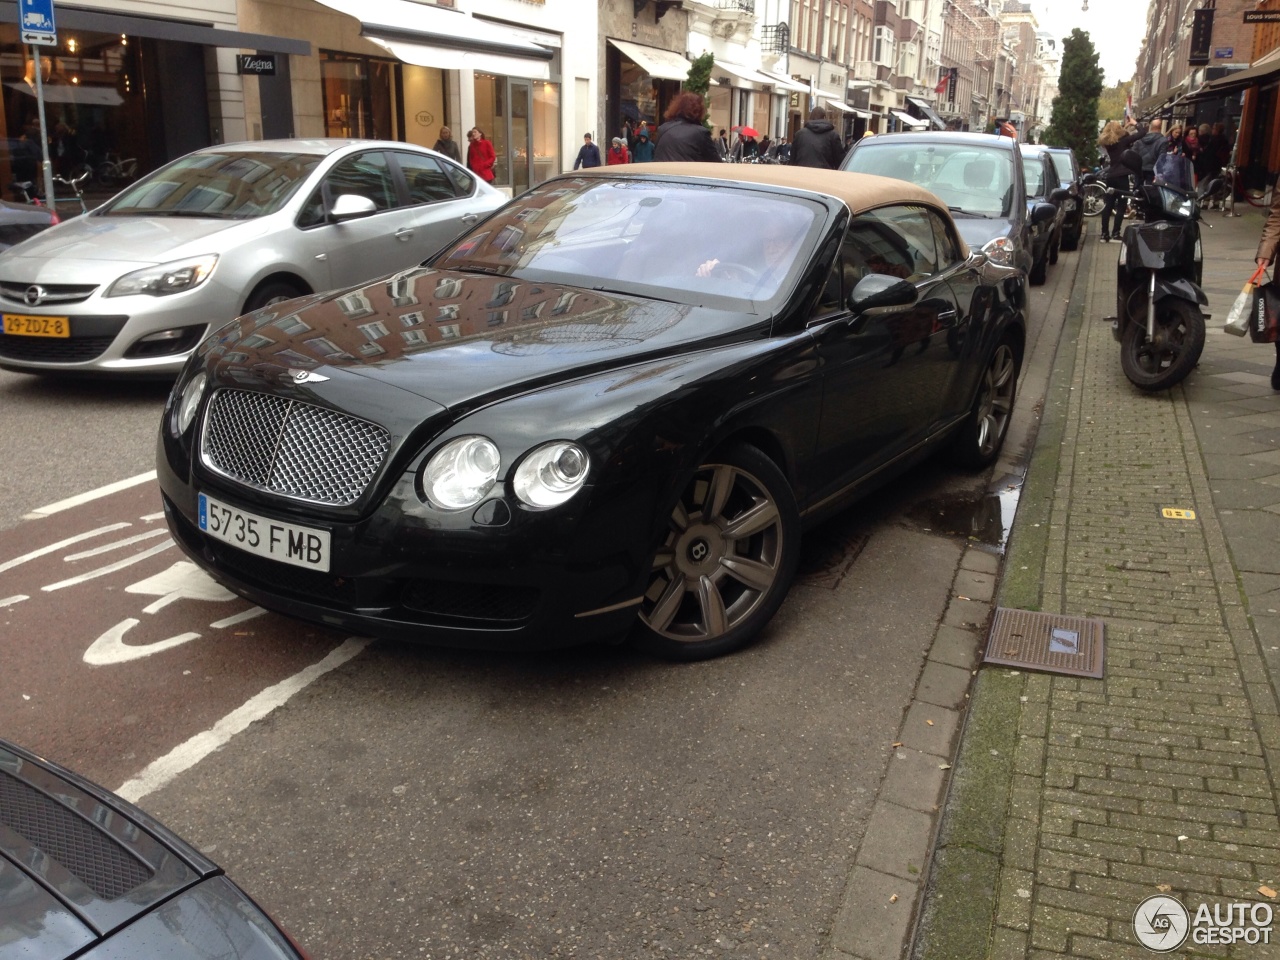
[1119,298,1205,392]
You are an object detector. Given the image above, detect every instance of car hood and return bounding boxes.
[951,216,1018,251]
[204,266,759,415]
[0,740,215,955]
[0,213,261,266]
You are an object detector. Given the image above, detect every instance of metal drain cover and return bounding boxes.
[983,607,1105,678]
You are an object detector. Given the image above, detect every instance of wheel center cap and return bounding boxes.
[688,538,711,563]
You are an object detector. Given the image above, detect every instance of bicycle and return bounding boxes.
[52,170,90,216]
[95,152,137,189]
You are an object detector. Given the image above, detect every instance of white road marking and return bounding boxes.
[0,595,28,607]
[41,541,174,592]
[127,561,235,614]
[210,607,267,629]
[64,528,170,562]
[23,471,157,520]
[83,619,203,666]
[115,637,373,802]
[139,511,166,522]
[0,523,133,575]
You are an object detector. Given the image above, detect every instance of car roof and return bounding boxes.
[566,163,947,217]
[196,139,392,157]
[852,131,1018,151]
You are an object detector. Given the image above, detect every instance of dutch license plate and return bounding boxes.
[3,314,69,337]
[198,492,331,572]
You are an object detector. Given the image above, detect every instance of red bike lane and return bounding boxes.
[0,478,352,789]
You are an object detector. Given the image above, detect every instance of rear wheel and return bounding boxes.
[1082,183,1106,217]
[634,443,800,661]
[1060,223,1080,251]
[1048,234,1060,265]
[1028,250,1047,285]
[1119,298,1205,391]
[952,340,1020,469]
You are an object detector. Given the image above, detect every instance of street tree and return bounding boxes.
[1043,29,1104,170]
[687,52,714,127]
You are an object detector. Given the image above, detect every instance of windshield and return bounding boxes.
[843,142,1013,218]
[100,151,322,219]
[1022,155,1045,197]
[436,177,824,306]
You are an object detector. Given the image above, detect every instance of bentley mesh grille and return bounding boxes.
[203,389,391,505]
[0,769,154,900]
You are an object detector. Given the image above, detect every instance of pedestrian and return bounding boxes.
[1134,118,1166,184]
[758,135,772,159]
[1097,119,1143,243]
[1182,125,1201,183]
[466,128,496,183]
[652,92,720,163]
[1155,124,1194,191]
[1254,189,1280,389]
[631,130,655,163]
[432,126,462,164]
[789,105,844,169]
[572,132,601,170]
[715,128,730,160]
[606,136,630,165]
[776,137,792,163]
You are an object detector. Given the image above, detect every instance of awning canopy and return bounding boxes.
[890,109,928,128]
[758,69,809,93]
[905,96,946,130]
[711,60,778,90]
[823,98,855,113]
[314,0,554,79]
[1135,81,1187,118]
[1185,54,1280,101]
[608,38,692,81]
[6,81,122,106]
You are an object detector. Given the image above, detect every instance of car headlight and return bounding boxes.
[982,236,1016,266]
[176,372,207,434]
[513,442,590,509]
[106,254,218,298]
[421,436,500,510]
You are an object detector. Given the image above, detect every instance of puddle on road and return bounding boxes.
[905,474,1024,551]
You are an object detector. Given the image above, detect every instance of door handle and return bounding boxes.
[395,228,415,241]
[460,213,479,224]
[936,309,958,327]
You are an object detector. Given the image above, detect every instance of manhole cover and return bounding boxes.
[983,607,1105,678]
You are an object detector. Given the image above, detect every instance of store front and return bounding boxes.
[473,73,560,195]
[605,39,688,145]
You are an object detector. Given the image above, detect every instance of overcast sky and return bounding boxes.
[1031,0,1148,86]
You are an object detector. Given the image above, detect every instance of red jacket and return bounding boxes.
[467,137,496,182]
[606,146,630,165]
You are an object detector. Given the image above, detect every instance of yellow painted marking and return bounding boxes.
[1160,507,1197,520]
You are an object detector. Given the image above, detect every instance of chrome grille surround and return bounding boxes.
[0,281,99,305]
[201,388,391,506]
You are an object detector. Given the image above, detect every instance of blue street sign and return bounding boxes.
[20,0,56,46]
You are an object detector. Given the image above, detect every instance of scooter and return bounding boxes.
[1105,150,1216,392]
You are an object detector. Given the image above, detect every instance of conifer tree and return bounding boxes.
[1043,29,1104,171]
[687,52,714,128]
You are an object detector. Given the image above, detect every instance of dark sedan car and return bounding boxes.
[0,739,308,959]
[158,164,1025,661]
[1019,144,1070,283]
[841,131,1058,290]
[1045,146,1085,250]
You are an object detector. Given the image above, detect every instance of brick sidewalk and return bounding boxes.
[915,210,1280,958]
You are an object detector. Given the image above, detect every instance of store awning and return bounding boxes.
[890,110,928,129]
[824,99,869,118]
[6,81,123,107]
[905,96,946,130]
[1135,81,1187,118]
[1185,54,1280,100]
[608,39,692,81]
[758,69,809,93]
[711,60,779,90]
[314,0,554,79]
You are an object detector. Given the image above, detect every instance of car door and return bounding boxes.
[389,151,490,260]
[1021,153,1050,263]
[806,204,966,502]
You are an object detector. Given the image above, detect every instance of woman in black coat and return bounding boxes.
[1097,119,1143,242]
[653,92,721,163]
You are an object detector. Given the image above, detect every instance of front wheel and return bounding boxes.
[634,443,800,661]
[1119,298,1205,391]
[952,340,1020,468]
[1082,183,1106,217]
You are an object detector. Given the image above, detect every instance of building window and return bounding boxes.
[321,51,398,140]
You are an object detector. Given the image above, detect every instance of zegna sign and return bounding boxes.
[236,54,277,75]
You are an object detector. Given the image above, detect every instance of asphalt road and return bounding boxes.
[0,249,1077,958]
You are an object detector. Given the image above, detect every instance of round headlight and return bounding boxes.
[981,236,1016,267]
[422,436,500,510]
[176,372,207,434]
[513,442,590,509]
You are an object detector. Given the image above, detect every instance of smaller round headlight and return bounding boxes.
[422,436,500,510]
[513,442,590,509]
[981,236,1016,267]
[176,372,207,434]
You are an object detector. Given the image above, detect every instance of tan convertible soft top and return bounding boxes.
[566,162,946,218]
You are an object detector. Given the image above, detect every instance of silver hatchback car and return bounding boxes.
[0,138,505,376]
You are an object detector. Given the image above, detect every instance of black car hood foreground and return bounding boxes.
[0,740,216,958]
[206,266,754,412]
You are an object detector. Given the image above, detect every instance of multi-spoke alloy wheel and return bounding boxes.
[635,444,799,661]
[954,340,1020,468]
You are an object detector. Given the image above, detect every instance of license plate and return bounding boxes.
[3,314,69,337]
[198,493,331,572]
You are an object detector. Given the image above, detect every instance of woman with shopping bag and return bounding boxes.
[1255,187,1280,389]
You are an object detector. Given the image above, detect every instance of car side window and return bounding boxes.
[296,152,394,229]
[441,162,476,197]
[848,206,938,282]
[394,152,459,204]
[1023,157,1044,197]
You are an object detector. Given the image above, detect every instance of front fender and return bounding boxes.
[1153,275,1209,307]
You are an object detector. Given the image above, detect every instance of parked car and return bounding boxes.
[1045,146,1085,250]
[158,163,1026,662]
[0,139,505,377]
[840,131,1052,297]
[0,737,309,959]
[1018,144,1069,283]
[0,198,54,250]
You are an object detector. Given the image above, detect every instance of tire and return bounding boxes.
[634,443,801,661]
[244,280,305,314]
[1048,234,1060,265]
[1082,183,1106,217]
[1119,298,1205,392]
[1060,225,1079,251]
[952,339,1020,469]
[1028,250,1047,285]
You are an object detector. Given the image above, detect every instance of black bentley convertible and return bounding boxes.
[158,164,1025,660]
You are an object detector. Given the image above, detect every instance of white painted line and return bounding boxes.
[210,607,267,629]
[41,541,174,592]
[23,471,157,520]
[139,512,166,522]
[0,523,132,576]
[63,528,169,562]
[0,595,28,607]
[83,619,203,666]
[116,637,373,802]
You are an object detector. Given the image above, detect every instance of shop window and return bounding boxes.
[321,52,398,140]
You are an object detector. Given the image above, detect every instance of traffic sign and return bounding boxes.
[20,0,56,46]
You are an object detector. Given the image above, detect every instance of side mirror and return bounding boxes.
[330,193,378,222]
[1032,202,1058,225]
[847,273,918,315]
[1049,187,1070,204]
